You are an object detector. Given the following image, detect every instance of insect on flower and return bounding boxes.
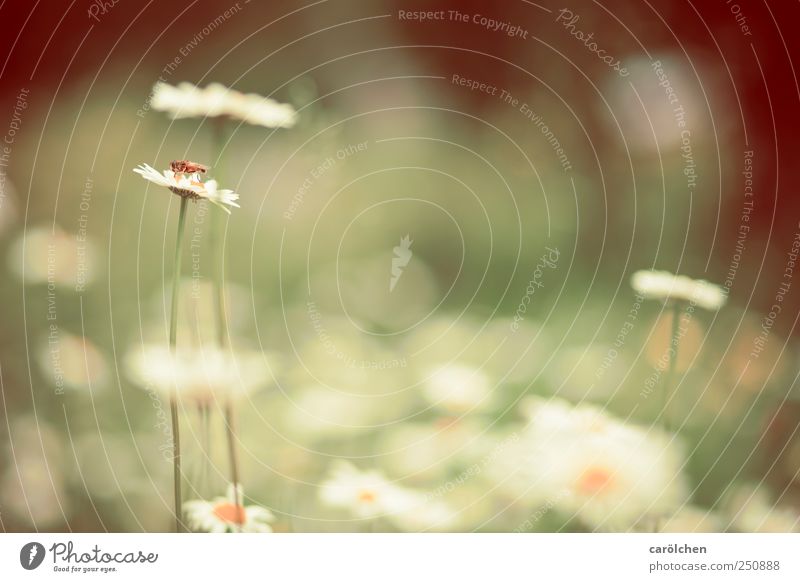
[170,160,209,175]
[133,163,240,213]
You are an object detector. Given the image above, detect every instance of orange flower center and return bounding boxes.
[358,490,377,504]
[213,502,247,524]
[576,467,614,495]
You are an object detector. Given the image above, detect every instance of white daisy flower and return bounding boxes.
[318,461,456,530]
[422,364,493,413]
[183,484,275,533]
[518,395,615,435]
[495,397,689,531]
[230,91,298,128]
[319,461,414,520]
[631,269,726,310]
[133,163,239,213]
[150,81,297,128]
[150,82,205,118]
[201,179,240,211]
[125,344,275,405]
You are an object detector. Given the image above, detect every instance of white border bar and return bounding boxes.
[1,533,798,580]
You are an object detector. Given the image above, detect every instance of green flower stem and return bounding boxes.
[211,118,243,524]
[210,209,229,348]
[199,403,211,496]
[654,299,683,534]
[224,403,241,514]
[169,196,189,533]
[662,300,684,437]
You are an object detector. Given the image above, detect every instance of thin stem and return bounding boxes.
[224,402,242,523]
[169,196,189,533]
[200,404,211,496]
[210,118,243,523]
[210,209,230,348]
[210,118,230,349]
[653,299,684,534]
[662,300,683,436]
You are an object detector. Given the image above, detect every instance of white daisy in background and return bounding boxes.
[518,395,616,435]
[8,224,98,288]
[631,269,726,310]
[37,331,109,393]
[318,461,456,530]
[319,461,414,520]
[151,82,222,118]
[494,397,689,531]
[150,81,297,128]
[133,163,239,213]
[724,484,800,532]
[125,344,276,405]
[149,81,196,116]
[422,364,493,413]
[183,484,275,532]
[232,92,298,128]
